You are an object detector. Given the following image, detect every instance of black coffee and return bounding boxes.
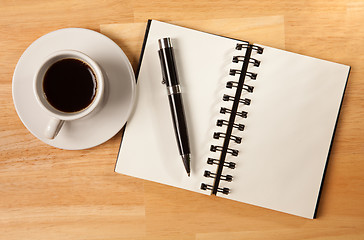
[43,58,97,113]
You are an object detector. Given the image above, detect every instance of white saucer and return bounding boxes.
[12,28,136,150]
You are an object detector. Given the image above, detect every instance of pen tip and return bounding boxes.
[188,172,190,177]
[182,154,191,177]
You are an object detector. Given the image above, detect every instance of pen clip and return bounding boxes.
[158,50,168,85]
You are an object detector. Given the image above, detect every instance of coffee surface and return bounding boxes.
[43,58,97,113]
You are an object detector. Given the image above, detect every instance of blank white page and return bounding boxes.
[217,45,350,218]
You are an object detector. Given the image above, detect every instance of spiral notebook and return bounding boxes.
[115,20,350,219]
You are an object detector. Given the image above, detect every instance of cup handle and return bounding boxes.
[44,117,65,139]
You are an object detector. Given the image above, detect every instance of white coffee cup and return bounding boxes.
[33,50,104,139]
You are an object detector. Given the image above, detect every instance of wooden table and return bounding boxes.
[1,1,363,239]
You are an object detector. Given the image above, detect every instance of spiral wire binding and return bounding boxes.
[223,94,251,105]
[207,157,236,169]
[204,170,233,182]
[213,132,242,144]
[217,119,245,131]
[210,145,239,156]
[236,43,264,54]
[200,183,230,194]
[226,81,254,93]
[232,56,261,67]
[229,69,257,80]
[220,107,248,119]
[201,43,263,195]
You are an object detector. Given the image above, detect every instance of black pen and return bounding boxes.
[158,37,191,177]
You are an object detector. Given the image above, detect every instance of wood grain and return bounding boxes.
[1,0,364,239]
